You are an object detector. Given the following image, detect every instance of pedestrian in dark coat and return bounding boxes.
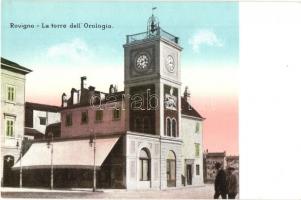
[227,167,239,199]
[214,162,227,199]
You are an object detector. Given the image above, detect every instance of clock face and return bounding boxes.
[166,55,175,72]
[135,53,150,71]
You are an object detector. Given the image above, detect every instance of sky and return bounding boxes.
[2,1,238,155]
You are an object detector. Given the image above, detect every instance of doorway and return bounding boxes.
[3,155,15,186]
[186,164,192,185]
[166,151,176,187]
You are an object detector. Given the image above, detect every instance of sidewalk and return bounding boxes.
[1,184,207,193]
[1,184,215,199]
[1,187,106,193]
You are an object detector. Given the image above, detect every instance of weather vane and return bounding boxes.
[147,7,159,35]
[152,7,157,15]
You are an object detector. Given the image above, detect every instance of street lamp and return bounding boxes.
[89,130,96,192]
[16,139,22,188]
[47,132,54,190]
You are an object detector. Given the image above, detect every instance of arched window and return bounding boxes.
[172,118,177,137]
[166,118,171,136]
[139,148,150,181]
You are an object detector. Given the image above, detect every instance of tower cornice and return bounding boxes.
[124,29,182,51]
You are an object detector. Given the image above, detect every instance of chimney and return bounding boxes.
[72,89,80,104]
[81,76,87,90]
[184,86,191,102]
[88,86,95,92]
[88,86,95,98]
[70,88,77,105]
[77,91,80,104]
[109,84,114,94]
[61,93,67,107]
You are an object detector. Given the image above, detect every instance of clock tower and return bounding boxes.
[124,13,183,189]
[124,13,182,137]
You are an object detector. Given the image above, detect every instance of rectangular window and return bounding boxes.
[7,85,16,102]
[196,164,200,175]
[39,117,46,125]
[81,111,88,124]
[66,113,72,126]
[113,109,120,120]
[195,143,200,157]
[5,118,15,137]
[95,110,103,122]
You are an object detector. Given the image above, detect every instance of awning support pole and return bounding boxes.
[20,151,22,188]
[90,130,96,192]
[93,136,96,192]
[51,141,53,190]
[47,132,54,190]
[16,139,23,188]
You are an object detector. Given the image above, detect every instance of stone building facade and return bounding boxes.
[123,14,205,189]
[181,109,204,186]
[1,58,31,186]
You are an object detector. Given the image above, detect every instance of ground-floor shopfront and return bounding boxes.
[11,135,125,189]
[7,133,203,189]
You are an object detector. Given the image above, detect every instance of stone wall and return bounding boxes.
[125,132,160,189]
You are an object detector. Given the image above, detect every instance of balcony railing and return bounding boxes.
[126,28,179,44]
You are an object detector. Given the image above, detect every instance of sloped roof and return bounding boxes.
[24,128,44,139]
[181,97,205,120]
[26,102,61,112]
[1,57,32,74]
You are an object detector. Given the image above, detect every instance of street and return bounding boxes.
[1,184,215,199]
